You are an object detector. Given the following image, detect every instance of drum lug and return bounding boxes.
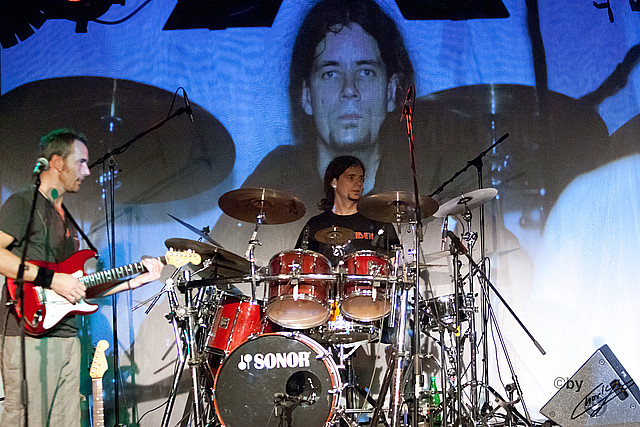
[328,382,348,395]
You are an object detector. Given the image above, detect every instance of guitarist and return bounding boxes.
[0,129,163,426]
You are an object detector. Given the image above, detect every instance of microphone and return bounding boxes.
[184,90,194,123]
[400,85,414,120]
[33,157,49,174]
[446,230,467,255]
[371,228,384,249]
[441,216,448,250]
[406,85,414,103]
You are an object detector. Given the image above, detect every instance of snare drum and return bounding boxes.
[266,250,333,329]
[342,250,391,321]
[214,332,342,427]
[308,300,380,344]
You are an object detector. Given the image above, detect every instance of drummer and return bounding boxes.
[295,155,399,264]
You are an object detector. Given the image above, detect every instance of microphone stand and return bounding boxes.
[402,86,425,427]
[89,104,192,426]
[13,167,47,426]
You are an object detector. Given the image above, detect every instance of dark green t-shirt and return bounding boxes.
[0,187,80,337]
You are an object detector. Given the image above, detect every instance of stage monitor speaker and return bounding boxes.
[540,344,640,426]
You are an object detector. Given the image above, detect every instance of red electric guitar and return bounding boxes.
[6,249,201,335]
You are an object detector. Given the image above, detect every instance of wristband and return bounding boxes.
[33,267,54,289]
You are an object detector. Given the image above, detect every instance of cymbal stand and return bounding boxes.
[244,211,265,301]
[461,202,480,417]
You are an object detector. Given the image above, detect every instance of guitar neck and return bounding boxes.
[92,378,104,427]
[80,256,166,289]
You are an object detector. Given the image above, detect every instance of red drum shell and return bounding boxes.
[206,294,265,356]
[342,250,391,321]
[266,249,333,329]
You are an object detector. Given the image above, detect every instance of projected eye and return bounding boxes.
[321,70,339,80]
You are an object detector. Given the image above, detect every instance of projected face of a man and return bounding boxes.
[302,23,398,151]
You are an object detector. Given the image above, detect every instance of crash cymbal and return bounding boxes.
[433,188,498,218]
[314,226,355,245]
[218,188,306,225]
[164,238,250,276]
[358,191,439,223]
[167,214,222,247]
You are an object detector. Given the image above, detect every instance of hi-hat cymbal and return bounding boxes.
[314,226,355,245]
[164,238,250,277]
[433,188,498,218]
[358,191,439,223]
[218,188,306,225]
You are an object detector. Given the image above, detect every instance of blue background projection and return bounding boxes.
[2,0,640,425]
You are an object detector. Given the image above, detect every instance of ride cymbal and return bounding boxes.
[218,188,306,225]
[358,191,439,223]
[433,188,498,218]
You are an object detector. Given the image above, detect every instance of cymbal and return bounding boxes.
[167,214,222,247]
[218,188,306,225]
[358,191,439,223]
[0,77,235,206]
[314,226,355,245]
[164,238,250,276]
[433,188,498,218]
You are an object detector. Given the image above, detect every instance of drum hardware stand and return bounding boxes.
[430,133,510,412]
[245,211,265,301]
[155,270,218,427]
[445,231,545,426]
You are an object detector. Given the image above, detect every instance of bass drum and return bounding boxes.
[214,332,341,427]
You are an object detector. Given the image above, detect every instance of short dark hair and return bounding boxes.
[319,155,365,211]
[39,128,86,161]
[289,0,414,144]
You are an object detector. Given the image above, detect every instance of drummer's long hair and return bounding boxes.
[319,156,365,211]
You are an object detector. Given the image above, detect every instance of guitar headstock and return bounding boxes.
[90,340,109,380]
[165,250,202,267]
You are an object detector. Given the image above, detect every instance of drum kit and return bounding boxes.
[152,185,519,427]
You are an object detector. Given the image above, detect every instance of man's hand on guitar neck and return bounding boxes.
[127,257,164,290]
[51,272,86,304]
[91,256,164,298]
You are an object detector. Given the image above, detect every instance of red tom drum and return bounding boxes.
[342,250,391,321]
[206,294,266,357]
[266,249,333,329]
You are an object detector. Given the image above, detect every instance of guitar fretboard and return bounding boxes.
[79,256,166,289]
[92,379,104,427]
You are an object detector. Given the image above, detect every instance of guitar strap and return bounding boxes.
[62,204,99,254]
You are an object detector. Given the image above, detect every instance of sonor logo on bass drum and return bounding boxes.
[237,351,312,371]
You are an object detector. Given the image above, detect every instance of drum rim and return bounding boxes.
[265,304,331,329]
[213,331,342,426]
[268,248,332,265]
